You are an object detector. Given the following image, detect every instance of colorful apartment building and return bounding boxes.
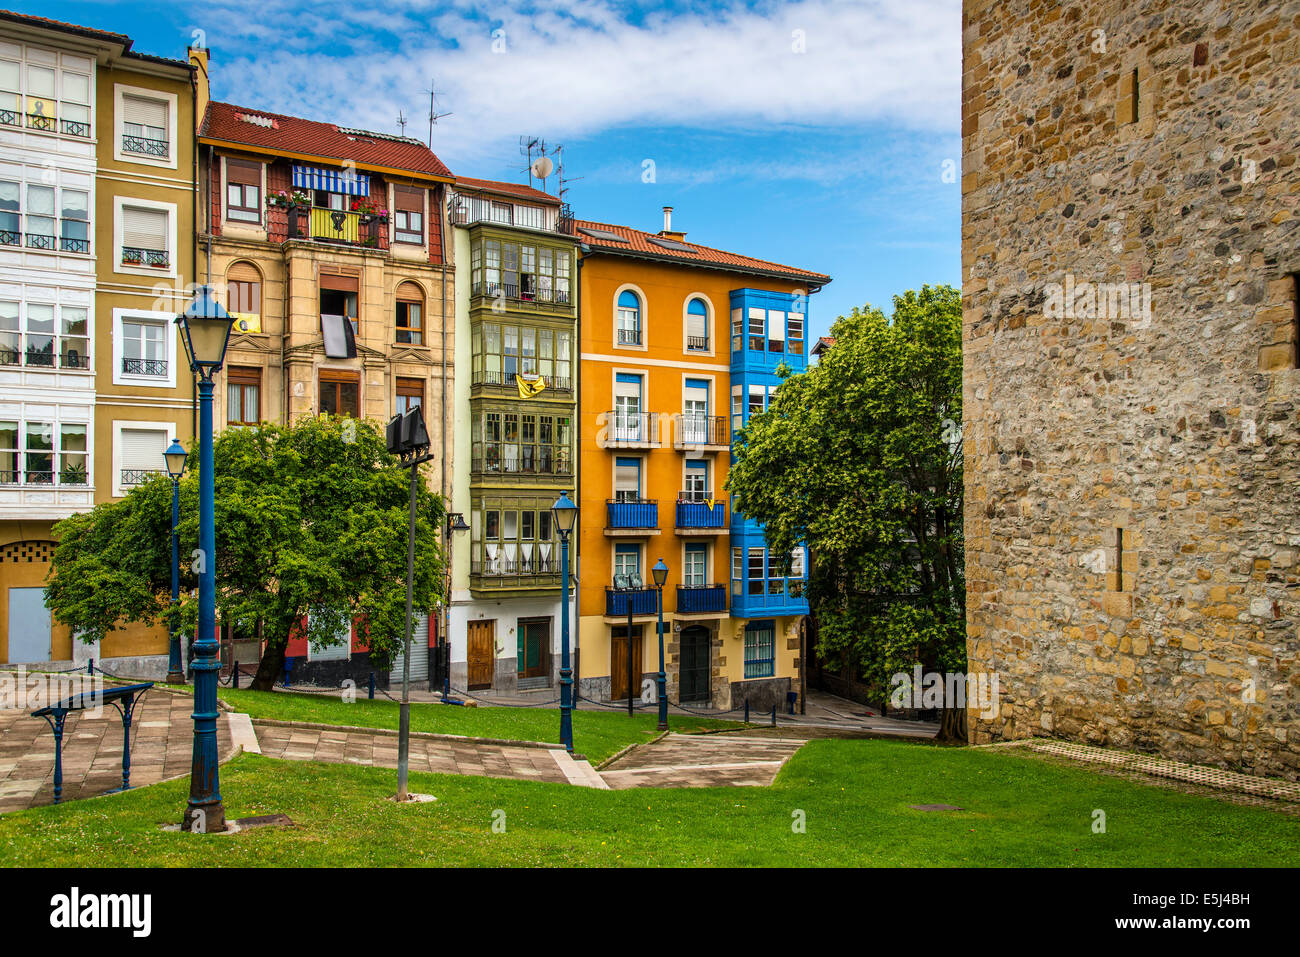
[195,87,456,686]
[574,208,829,711]
[0,11,195,673]
[445,177,578,693]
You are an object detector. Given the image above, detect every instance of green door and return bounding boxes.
[517,618,549,679]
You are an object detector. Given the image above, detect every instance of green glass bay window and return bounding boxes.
[472,321,573,391]
[470,496,562,585]
[470,238,572,305]
[471,407,572,476]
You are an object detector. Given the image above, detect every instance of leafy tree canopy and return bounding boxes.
[46,416,445,689]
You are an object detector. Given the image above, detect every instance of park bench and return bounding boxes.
[31,682,154,804]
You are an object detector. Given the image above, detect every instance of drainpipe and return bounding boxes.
[438,184,451,688]
[573,250,584,699]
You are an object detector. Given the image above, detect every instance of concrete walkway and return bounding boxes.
[599,731,809,789]
[0,686,235,814]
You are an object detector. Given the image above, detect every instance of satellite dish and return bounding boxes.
[531,156,554,179]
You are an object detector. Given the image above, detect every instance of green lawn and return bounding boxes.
[2,739,1295,867]
[209,687,740,764]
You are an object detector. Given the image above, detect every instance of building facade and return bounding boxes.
[962,0,1300,778]
[574,209,828,711]
[196,90,456,686]
[0,12,195,673]
[444,178,578,693]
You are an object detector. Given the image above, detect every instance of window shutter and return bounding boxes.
[122,94,168,129]
[122,207,167,250]
[394,185,424,211]
[120,428,168,471]
[226,158,261,186]
[687,310,707,340]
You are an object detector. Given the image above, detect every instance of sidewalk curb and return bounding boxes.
[597,730,668,771]
[249,717,565,750]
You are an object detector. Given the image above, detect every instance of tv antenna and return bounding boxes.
[426,79,453,147]
[396,109,408,136]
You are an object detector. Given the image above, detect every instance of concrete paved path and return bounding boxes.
[599,732,809,789]
[0,684,235,814]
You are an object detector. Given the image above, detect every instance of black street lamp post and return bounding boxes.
[164,438,187,685]
[652,558,669,731]
[551,492,578,752]
[174,286,235,833]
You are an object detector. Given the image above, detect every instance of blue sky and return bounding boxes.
[32,0,961,341]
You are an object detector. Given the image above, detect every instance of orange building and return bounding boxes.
[575,208,829,712]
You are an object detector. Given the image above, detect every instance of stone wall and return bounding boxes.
[962,0,1300,778]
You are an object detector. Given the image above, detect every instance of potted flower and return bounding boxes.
[350,197,388,224]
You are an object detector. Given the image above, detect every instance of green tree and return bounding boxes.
[728,284,967,740]
[46,416,445,691]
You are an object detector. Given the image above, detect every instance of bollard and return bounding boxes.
[87,658,94,676]
[771,705,777,727]
[744,699,750,723]
[232,664,239,689]
[368,672,375,700]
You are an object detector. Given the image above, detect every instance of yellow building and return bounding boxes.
[196,82,456,685]
[574,209,829,711]
[0,12,195,671]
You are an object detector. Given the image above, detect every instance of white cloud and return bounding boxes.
[191,0,959,169]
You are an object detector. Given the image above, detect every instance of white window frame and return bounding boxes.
[110,419,171,498]
[221,155,266,231]
[112,308,177,389]
[612,282,649,352]
[682,293,714,355]
[682,542,708,588]
[390,183,427,246]
[113,197,177,278]
[113,83,178,170]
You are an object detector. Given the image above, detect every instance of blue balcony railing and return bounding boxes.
[606,498,657,529]
[677,584,726,614]
[605,587,659,617]
[675,498,725,529]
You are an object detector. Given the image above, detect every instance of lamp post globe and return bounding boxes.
[174,286,235,833]
[552,491,578,752]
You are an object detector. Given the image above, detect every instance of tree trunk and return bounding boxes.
[249,635,288,691]
[936,705,968,744]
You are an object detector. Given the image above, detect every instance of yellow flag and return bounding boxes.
[516,374,548,398]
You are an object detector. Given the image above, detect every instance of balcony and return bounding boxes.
[121,246,169,269]
[601,411,659,448]
[471,442,572,478]
[469,281,573,314]
[605,587,659,618]
[605,498,658,535]
[120,468,163,488]
[122,357,167,377]
[471,369,573,394]
[675,497,726,533]
[471,558,562,592]
[287,206,383,248]
[676,584,727,615]
[121,133,168,158]
[617,327,642,347]
[0,346,90,371]
[673,414,729,450]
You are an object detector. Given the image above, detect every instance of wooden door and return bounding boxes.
[518,618,549,679]
[610,626,643,701]
[679,625,711,703]
[467,619,495,690]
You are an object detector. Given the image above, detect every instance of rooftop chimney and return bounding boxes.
[659,205,687,242]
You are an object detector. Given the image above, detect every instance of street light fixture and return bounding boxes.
[386,405,433,801]
[551,491,578,752]
[651,558,669,731]
[163,438,187,685]
[174,286,235,833]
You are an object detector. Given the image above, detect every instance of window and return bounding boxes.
[120,205,169,268]
[0,180,16,244]
[396,282,423,345]
[121,318,167,377]
[731,385,742,433]
[614,372,643,441]
[748,307,765,351]
[614,457,641,501]
[0,420,86,486]
[684,543,707,587]
[472,409,570,475]
[470,238,571,303]
[472,496,558,576]
[0,49,91,136]
[320,271,359,336]
[768,309,785,353]
[683,460,709,500]
[225,158,262,224]
[731,547,743,596]
[0,301,85,370]
[393,186,424,245]
[118,426,168,491]
[748,547,765,595]
[226,262,262,334]
[319,370,360,417]
[395,376,423,416]
[731,307,743,352]
[686,297,709,351]
[789,547,806,597]
[744,622,775,678]
[748,384,766,419]
[787,310,804,355]
[25,184,54,249]
[617,290,642,346]
[60,189,88,253]
[614,543,641,583]
[474,322,572,389]
[2,177,92,254]
[121,93,169,158]
[227,366,261,427]
[683,378,710,443]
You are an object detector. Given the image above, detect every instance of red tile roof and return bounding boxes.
[200,101,453,181]
[572,218,830,286]
[456,176,561,206]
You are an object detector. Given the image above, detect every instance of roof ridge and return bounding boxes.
[573,217,828,278]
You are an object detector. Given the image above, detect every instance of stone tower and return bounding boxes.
[961,0,1299,778]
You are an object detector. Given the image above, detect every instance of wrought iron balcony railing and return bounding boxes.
[0,228,17,246]
[675,498,726,529]
[122,357,167,377]
[674,414,729,447]
[602,411,658,445]
[617,327,642,346]
[120,468,163,487]
[471,443,572,476]
[26,112,55,132]
[470,369,573,392]
[686,335,709,351]
[677,584,727,614]
[60,119,90,137]
[121,133,168,157]
[606,497,657,529]
[471,557,563,586]
[605,587,659,617]
[121,246,169,268]
[26,233,55,251]
[469,281,572,309]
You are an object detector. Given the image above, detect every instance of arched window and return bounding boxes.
[226,261,262,333]
[617,290,641,346]
[686,297,708,352]
[396,281,424,345]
